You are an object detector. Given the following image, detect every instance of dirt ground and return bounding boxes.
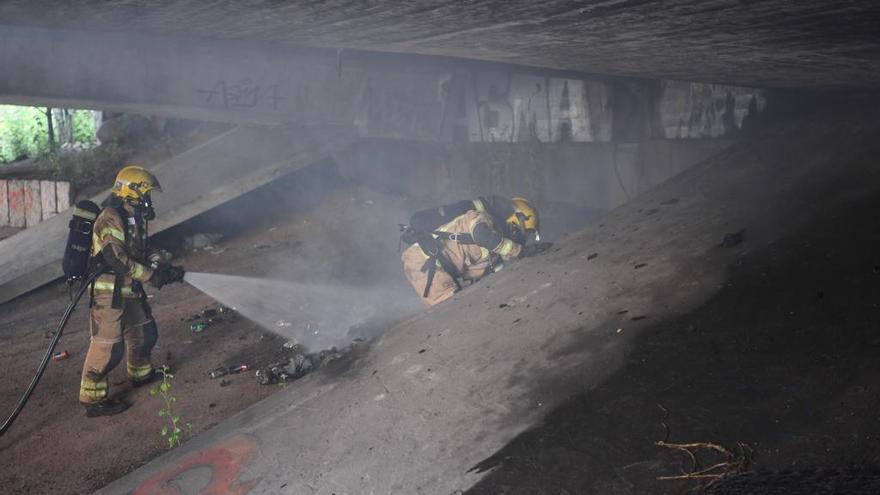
[0,164,423,494]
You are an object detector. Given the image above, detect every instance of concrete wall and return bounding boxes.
[0,26,765,144]
[0,179,69,228]
[336,137,735,232]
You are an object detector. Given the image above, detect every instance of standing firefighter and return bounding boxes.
[79,165,184,417]
[400,196,545,306]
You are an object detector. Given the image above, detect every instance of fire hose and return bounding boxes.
[0,270,102,436]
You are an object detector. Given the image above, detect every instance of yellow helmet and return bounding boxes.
[507,197,540,241]
[112,165,161,202]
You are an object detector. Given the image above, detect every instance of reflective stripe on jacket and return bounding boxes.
[91,207,153,297]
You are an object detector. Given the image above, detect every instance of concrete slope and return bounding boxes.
[99,111,880,494]
[0,124,356,305]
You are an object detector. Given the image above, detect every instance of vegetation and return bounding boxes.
[149,365,192,449]
[0,105,97,163]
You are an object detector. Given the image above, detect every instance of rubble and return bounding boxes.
[255,353,314,385]
[209,364,249,379]
[254,344,351,386]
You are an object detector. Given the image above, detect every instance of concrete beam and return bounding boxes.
[0,26,764,144]
[0,124,356,304]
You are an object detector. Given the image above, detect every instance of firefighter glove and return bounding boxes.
[149,265,185,289]
[166,265,186,284]
[519,241,554,258]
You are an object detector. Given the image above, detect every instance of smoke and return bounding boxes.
[184,271,410,350]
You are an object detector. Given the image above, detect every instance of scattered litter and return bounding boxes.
[587,253,598,260]
[616,328,623,334]
[52,350,70,361]
[660,198,680,205]
[282,341,298,350]
[631,315,648,321]
[418,349,426,354]
[209,364,249,379]
[275,320,292,327]
[617,309,629,314]
[721,229,745,247]
[498,303,509,308]
[634,263,647,269]
[187,306,233,332]
[219,379,230,387]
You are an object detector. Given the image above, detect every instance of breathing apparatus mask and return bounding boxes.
[131,192,156,221]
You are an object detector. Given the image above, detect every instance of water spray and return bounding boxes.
[183,272,398,349]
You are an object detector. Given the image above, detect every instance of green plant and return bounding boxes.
[149,365,192,448]
[0,105,97,163]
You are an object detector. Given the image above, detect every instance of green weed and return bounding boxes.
[149,365,192,449]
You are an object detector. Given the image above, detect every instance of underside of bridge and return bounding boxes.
[1,1,879,89]
[1,2,880,495]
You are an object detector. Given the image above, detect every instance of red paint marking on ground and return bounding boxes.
[133,435,259,495]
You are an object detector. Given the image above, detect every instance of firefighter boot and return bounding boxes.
[130,369,157,388]
[84,399,129,417]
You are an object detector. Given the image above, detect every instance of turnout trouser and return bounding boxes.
[401,244,458,307]
[79,294,157,404]
[401,244,493,307]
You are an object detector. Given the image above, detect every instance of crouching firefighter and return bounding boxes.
[400,196,544,306]
[79,165,185,417]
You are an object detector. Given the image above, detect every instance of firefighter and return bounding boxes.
[400,196,542,306]
[79,165,184,417]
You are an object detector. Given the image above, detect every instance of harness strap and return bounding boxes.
[414,233,463,299]
[432,231,475,244]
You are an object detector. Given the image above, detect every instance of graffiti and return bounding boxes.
[458,72,609,143]
[133,435,259,495]
[658,81,766,139]
[198,79,284,111]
